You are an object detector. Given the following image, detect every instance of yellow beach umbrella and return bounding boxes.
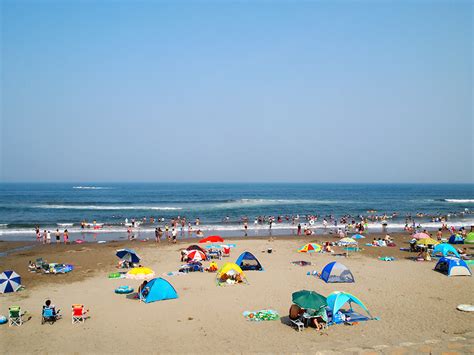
[416,238,439,246]
[126,267,155,280]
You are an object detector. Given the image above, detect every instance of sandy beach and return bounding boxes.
[1,233,473,354]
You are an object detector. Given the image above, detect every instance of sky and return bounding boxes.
[1,0,472,183]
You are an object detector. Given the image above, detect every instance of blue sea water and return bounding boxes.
[0,183,473,239]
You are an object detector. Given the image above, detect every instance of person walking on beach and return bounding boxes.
[46,230,51,244]
[42,230,47,244]
[297,223,302,235]
[154,227,161,243]
[171,228,177,243]
[63,229,69,244]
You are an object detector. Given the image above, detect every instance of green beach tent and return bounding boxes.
[465,232,474,244]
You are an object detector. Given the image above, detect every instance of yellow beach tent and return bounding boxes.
[216,262,247,285]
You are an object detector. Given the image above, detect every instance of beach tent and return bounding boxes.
[434,257,471,276]
[116,249,140,263]
[187,250,207,261]
[0,270,21,294]
[448,234,464,244]
[216,263,247,285]
[326,291,373,324]
[200,236,224,243]
[412,233,430,240]
[140,278,178,303]
[431,244,460,258]
[466,232,474,244]
[186,244,206,253]
[352,234,365,239]
[298,243,321,253]
[416,237,439,246]
[320,262,355,283]
[235,251,264,271]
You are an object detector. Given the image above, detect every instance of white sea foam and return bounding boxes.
[37,204,182,211]
[443,199,474,203]
[73,186,112,190]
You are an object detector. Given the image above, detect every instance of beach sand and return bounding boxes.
[1,233,473,354]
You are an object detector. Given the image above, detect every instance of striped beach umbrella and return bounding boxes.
[187,250,207,261]
[0,270,21,293]
[298,243,322,253]
[126,267,155,280]
[339,237,357,245]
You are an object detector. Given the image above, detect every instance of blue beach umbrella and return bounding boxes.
[116,249,141,263]
[0,270,21,293]
[352,234,365,239]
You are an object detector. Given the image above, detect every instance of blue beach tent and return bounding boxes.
[448,235,464,244]
[320,262,354,283]
[140,278,178,303]
[434,257,471,277]
[326,291,373,324]
[235,251,264,271]
[431,244,460,258]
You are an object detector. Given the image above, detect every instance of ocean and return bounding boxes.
[0,183,473,240]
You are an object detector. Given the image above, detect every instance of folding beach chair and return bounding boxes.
[42,307,60,325]
[222,246,231,257]
[72,304,87,324]
[9,306,23,327]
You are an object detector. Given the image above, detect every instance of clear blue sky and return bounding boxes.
[1,0,472,183]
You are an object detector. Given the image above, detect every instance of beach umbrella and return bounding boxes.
[116,249,141,263]
[186,244,206,253]
[187,250,207,261]
[412,233,430,240]
[126,267,155,280]
[298,243,322,253]
[0,270,21,294]
[416,237,439,246]
[339,237,357,245]
[292,290,327,311]
[352,234,365,239]
[199,236,224,243]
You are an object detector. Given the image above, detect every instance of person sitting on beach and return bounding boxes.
[180,250,189,262]
[378,238,386,247]
[457,248,468,259]
[43,299,60,317]
[417,248,431,261]
[138,280,148,296]
[28,260,37,272]
[372,238,378,246]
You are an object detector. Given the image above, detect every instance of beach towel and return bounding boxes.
[378,256,395,261]
[291,261,312,266]
[161,271,187,277]
[243,309,279,321]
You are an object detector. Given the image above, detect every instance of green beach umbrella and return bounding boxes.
[292,290,327,310]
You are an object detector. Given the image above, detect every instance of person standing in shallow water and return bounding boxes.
[63,229,69,244]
